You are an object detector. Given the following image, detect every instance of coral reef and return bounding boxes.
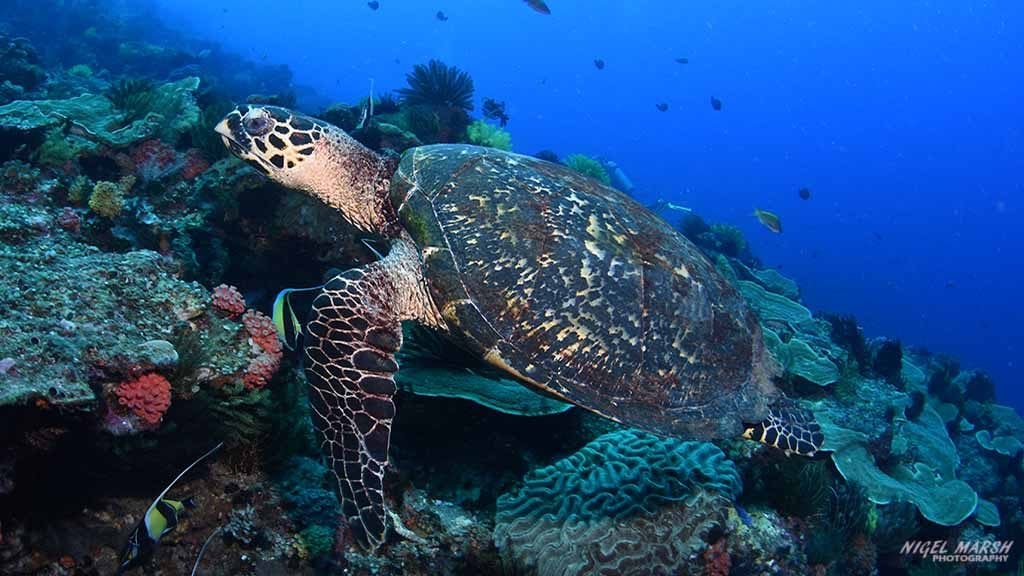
[494,430,741,575]
[1,4,1022,573]
[0,33,46,103]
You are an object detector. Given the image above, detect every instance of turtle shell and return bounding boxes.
[390,145,777,439]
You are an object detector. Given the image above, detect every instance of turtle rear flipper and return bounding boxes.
[742,400,824,457]
[305,267,404,551]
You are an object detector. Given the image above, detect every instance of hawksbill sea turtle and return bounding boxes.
[215,105,824,551]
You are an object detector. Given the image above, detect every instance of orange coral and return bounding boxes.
[243,353,281,390]
[242,309,282,390]
[212,284,246,318]
[243,309,281,355]
[702,539,731,576]
[115,373,171,425]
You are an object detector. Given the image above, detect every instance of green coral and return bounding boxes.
[36,127,89,167]
[817,406,978,526]
[0,77,201,147]
[68,64,93,78]
[495,430,740,576]
[565,154,611,185]
[763,327,839,386]
[88,175,135,219]
[67,175,91,205]
[975,429,1023,457]
[466,119,512,150]
[298,525,335,560]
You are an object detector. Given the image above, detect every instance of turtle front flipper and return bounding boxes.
[305,268,404,551]
[742,399,824,457]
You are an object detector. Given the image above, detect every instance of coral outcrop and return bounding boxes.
[494,430,741,576]
[114,372,172,426]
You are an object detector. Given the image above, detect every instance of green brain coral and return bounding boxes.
[466,119,512,150]
[564,154,611,185]
[494,430,741,576]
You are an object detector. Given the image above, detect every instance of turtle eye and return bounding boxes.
[243,114,272,136]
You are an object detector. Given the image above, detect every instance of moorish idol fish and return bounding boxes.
[117,443,223,574]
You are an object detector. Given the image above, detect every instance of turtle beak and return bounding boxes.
[215,112,249,157]
[214,117,235,146]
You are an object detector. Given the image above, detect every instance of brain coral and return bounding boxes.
[494,429,741,576]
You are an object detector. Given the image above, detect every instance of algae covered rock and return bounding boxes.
[494,429,741,576]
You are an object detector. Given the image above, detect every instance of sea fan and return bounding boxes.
[397,59,475,112]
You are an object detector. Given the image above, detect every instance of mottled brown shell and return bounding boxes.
[390,145,777,439]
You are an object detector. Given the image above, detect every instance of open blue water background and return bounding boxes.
[151,0,1023,412]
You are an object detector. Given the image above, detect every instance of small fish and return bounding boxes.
[367,1,379,10]
[523,0,551,15]
[656,102,669,112]
[798,187,811,200]
[753,208,782,233]
[436,11,448,21]
[711,96,722,111]
[594,59,605,70]
[675,57,689,64]
[117,444,223,574]
[272,284,327,351]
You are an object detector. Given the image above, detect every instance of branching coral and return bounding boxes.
[88,175,135,219]
[466,119,512,150]
[564,154,611,185]
[397,59,475,112]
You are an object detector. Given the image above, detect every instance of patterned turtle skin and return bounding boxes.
[389,144,778,439]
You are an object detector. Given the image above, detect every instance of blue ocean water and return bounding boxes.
[152,0,1023,412]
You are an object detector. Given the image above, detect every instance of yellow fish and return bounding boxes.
[117,443,222,574]
[753,209,782,233]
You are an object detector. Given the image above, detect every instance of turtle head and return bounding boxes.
[216,105,396,234]
[215,105,324,178]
